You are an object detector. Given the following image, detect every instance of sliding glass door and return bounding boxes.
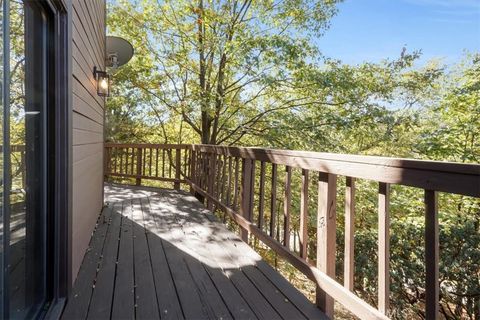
[1,1,63,318]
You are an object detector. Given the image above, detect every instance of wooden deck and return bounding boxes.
[62,184,326,320]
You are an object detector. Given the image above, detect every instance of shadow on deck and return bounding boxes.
[62,184,326,320]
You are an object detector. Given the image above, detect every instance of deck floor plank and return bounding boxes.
[111,199,135,320]
[131,198,161,319]
[63,184,327,320]
[159,193,284,320]
[62,204,113,320]
[140,197,184,320]
[87,201,122,319]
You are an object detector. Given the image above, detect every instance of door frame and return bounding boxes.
[44,0,72,318]
[1,0,71,318]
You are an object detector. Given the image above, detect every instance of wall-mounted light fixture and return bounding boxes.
[93,66,110,97]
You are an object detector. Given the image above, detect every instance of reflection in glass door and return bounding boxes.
[2,1,55,318]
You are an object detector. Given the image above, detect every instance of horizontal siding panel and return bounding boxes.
[72,90,103,125]
[71,0,106,283]
[73,128,103,146]
[72,1,104,67]
[81,0,105,55]
[72,152,104,278]
[73,111,103,133]
[73,142,103,164]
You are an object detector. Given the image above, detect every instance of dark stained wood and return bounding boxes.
[344,177,355,291]
[111,199,135,320]
[87,202,122,319]
[378,182,390,315]
[131,198,160,319]
[155,148,159,177]
[300,169,309,259]
[190,144,479,197]
[270,163,278,238]
[102,143,478,320]
[140,198,184,319]
[226,156,233,207]
[425,190,439,320]
[64,185,327,320]
[258,161,266,230]
[284,166,292,247]
[233,157,240,211]
[136,148,142,185]
[316,172,337,318]
[187,179,387,320]
[207,153,216,210]
[240,159,254,241]
[175,149,181,190]
[62,204,112,320]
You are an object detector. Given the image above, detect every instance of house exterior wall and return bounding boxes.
[71,0,106,281]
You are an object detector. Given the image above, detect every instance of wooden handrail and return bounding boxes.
[104,143,480,320]
[190,144,479,197]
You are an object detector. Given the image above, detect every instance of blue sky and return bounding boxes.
[316,0,480,65]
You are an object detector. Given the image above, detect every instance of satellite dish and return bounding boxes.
[106,36,134,69]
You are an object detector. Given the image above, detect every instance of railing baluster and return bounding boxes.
[149,148,153,176]
[284,166,292,248]
[155,148,159,177]
[104,147,110,178]
[425,189,439,320]
[183,148,188,177]
[258,161,266,230]
[189,150,196,192]
[113,148,118,174]
[300,169,309,259]
[136,148,142,186]
[270,163,277,238]
[344,177,355,291]
[125,148,130,174]
[162,149,166,177]
[119,148,124,174]
[233,157,240,211]
[240,158,254,242]
[317,172,337,318]
[226,157,233,207]
[216,155,223,199]
[143,147,147,176]
[207,152,216,210]
[378,182,390,315]
[221,155,227,203]
[174,149,181,190]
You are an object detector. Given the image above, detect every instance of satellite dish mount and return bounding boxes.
[106,36,134,70]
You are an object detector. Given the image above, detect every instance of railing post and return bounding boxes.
[344,177,355,291]
[425,190,439,320]
[316,172,337,318]
[136,147,142,186]
[240,158,254,242]
[378,182,390,315]
[174,148,181,190]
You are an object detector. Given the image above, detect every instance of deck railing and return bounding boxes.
[104,143,191,189]
[104,143,480,320]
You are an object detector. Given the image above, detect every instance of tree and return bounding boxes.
[107,0,340,144]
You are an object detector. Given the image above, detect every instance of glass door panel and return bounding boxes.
[7,1,52,318]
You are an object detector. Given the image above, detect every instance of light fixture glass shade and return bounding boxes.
[93,67,110,97]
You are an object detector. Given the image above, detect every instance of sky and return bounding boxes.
[316,0,480,65]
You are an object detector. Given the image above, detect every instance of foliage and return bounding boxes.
[106,1,479,318]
